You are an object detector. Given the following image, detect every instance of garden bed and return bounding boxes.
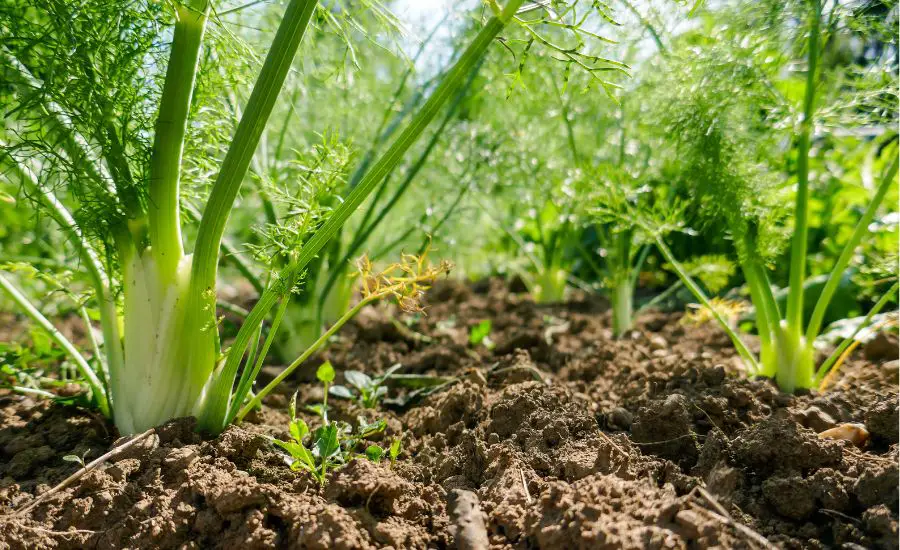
[1,279,897,549]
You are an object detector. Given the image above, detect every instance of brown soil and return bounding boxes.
[1,279,897,549]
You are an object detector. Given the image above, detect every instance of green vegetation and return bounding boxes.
[272,363,391,486]
[0,0,545,434]
[642,0,899,391]
[0,0,896,445]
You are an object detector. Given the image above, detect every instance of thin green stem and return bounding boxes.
[629,244,651,291]
[2,151,124,412]
[347,12,449,190]
[618,0,667,54]
[806,154,898,341]
[741,259,775,373]
[417,174,476,255]
[637,279,683,313]
[196,260,301,432]
[785,0,821,334]
[815,281,899,383]
[78,306,103,367]
[554,77,579,163]
[226,293,292,423]
[191,0,317,310]
[318,56,484,313]
[148,2,210,279]
[655,237,760,371]
[236,295,375,421]
[285,7,521,296]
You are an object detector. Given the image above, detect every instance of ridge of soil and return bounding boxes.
[1,279,897,549]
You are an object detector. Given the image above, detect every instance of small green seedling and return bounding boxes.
[305,361,336,421]
[273,370,389,485]
[468,320,495,350]
[329,364,402,409]
[389,436,402,469]
[62,450,90,470]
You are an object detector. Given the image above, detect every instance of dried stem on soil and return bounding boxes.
[14,428,155,516]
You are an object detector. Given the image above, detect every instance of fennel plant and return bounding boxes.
[649,0,899,392]
[0,0,530,434]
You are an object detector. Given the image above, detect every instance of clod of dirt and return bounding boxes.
[864,397,899,446]
[523,473,722,549]
[862,504,898,549]
[864,332,899,362]
[407,382,486,436]
[630,393,698,469]
[731,416,842,475]
[485,383,597,475]
[853,460,899,510]
[761,468,850,520]
[326,459,410,516]
[448,489,489,550]
[605,407,633,431]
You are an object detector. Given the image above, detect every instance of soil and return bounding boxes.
[1,279,897,549]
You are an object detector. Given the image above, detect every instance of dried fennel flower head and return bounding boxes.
[355,247,453,314]
[680,297,749,328]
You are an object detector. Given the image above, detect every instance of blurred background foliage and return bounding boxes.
[1,0,896,350]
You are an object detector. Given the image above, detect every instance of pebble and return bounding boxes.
[163,447,199,470]
[818,423,869,447]
[801,406,837,433]
[864,332,899,361]
[649,335,668,351]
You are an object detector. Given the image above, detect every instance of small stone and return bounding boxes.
[649,335,668,351]
[107,458,141,481]
[801,406,837,433]
[701,365,727,386]
[464,368,488,387]
[163,447,199,470]
[819,423,869,447]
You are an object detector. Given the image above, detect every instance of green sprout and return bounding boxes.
[330,364,402,409]
[468,320,495,349]
[272,383,388,486]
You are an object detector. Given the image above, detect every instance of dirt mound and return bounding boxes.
[1,279,897,548]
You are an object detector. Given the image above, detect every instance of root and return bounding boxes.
[448,489,490,550]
